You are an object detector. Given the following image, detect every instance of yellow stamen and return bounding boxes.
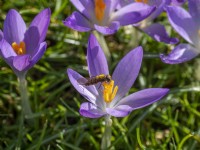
[94,0,106,21]
[135,0,148,4]
[12,41,26,55]
[102,80,118,103]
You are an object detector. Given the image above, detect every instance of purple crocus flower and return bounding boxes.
[63,0,156,35]
[67,34,169,118]
[0,9,51,78]
[170,0,186,6]
[160,0,200,64]
[118,0,178,44]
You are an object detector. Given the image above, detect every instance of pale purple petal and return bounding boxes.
[13,54,31,71]
[106,105,133,117]
[24,8,51,55]
[3,9,26,44]
[87,34,109,77]
[142,23,179,44]
[67,68,98,104]
[103,0,119,21]
[160,44,199,64]
[94,22,120,35]
[63,11,92,32]
[112,46,143,105]
[79,102,105,118]
[116,88,169,109]
[166,6,198,44]
[188,0,200,26]
[112,3,155,26]
[0,39,17,58]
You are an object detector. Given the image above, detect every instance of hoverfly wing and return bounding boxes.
[77,77,88,85]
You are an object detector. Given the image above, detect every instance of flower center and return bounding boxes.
[102,80,118,103]
[12,41,26,55]
[135,0,148,4]
[94,0,106,21]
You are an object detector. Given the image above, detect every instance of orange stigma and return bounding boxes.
[135,0,148,3]
[12,41,26,55]
[102,80,118,103]
[94,0,106,21]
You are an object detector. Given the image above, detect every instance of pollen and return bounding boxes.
[12,41,26,55]
[135,0,148,4]
[94,0,106,21]
[102,80,118,103]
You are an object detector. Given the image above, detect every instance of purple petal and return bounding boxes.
[87,34,109,77]
[0,30,3,40]
[24,8,51,55]
[3,9,26,44]
[94,22,120,35]
[106,105,133,117]
[112,46,143,105]
[116,88,169,109]
[70,0,94,20]
[171,0,186,6]
[166,6,199,44]
[79,102,105,118]
[63,11,92,32]
[13,54,31,71]
[147,0,170,21]
[160,44,199,64]
[112,3,155,26]
[67,68,98,104]
[27,42,47,70]
[0,39,17,59]
[103,0,119,22]
[189,0,200,26]
[142,23,179,44]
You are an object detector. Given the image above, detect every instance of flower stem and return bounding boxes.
[18,76,32,119]
[101,115,112,150]
[93,31,111,62]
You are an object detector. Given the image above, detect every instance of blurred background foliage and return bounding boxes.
[0,0,200,149]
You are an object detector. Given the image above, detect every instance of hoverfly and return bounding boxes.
[78,74,112,86]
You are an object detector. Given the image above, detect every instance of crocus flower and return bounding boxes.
[63,0,156,35]
[160,0,200,64]
[118,0,178,44]
[0,9,51,78]
[67,34,169,118]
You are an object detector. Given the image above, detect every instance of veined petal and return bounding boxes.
[111,46,143,106]
[166,6,198,44]
[142,23,179,44]
[116,88,169,109]
[106,105,133,117]
[0,39,17,58]
[87,34,109,77]
[24,8,51,54]
[94,21,120,35]
[3,9,26,44]
[13,54,31,71]
[67,69,98,104]
[188,0,200,26]
[80,102,105,118]
[112,3,155,26]
[63,11,92,32]
[160,44,199,64]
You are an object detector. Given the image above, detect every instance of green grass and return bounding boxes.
[0,0,200,149]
